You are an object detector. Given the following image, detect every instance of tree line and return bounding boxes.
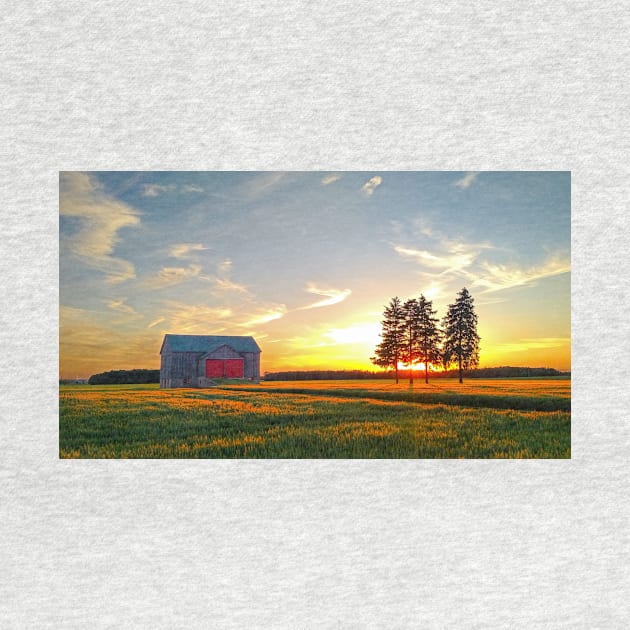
[372,287,480,384]
[262,366,564,381]
[263,369,392,381]
[88,369,160,385]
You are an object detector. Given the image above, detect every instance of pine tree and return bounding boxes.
[371,297,406,383]
[415,294,442,384]
[401,298,421,384]
[442,287,480,384]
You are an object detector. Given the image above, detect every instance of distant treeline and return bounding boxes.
[88,369,160,385]
[83,366,567,385]
[263,367,567,381]
[446,366,566,378]
[264,370,391,381]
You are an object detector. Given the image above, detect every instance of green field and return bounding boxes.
[59,379,570,459]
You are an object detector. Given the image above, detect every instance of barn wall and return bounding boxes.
[161,344,261,387]
[160,352,171,388]
[242,352,260,380]
[160,351,203,388]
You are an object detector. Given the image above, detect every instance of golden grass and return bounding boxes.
[252,378,571,398]
[60,380,571,459]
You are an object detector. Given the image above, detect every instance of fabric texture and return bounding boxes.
[1,2,629,628]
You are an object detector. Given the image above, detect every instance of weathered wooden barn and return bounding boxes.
[159,334,261,388]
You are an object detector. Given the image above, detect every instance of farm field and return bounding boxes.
[59,379,570,459]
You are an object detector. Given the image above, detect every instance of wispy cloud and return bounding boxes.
[218,259,232,274]
[147,317,166,329]
[213,259,249,293]
[492,337,570,353]
[144,183,204,196]
[60,172,140,284]
[473,255,570,293]
[361,175,382,197]
[395,233,568,295]
[394,244,477,276]
[59,304,175,378]
[104,298,141,317]
[240,172,286,200]
[239,306,288,327]
[454,172,479,190]
[321,173,342,185]
[169,243,207,259]
[215,278,249,293]
[298,284,352,309]
[147,257,248,293]
[145,264,204,288]
[475,296,508,306]
[143,183,176,197]
[165,302,232,333]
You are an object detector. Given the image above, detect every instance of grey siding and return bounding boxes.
[206,345,241,360]
[160,336,261,388]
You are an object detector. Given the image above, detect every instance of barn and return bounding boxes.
[159,334,261,388]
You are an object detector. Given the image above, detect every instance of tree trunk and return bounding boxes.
[425,361,429,384]
[395,361,399,384]
[458,356,463,384]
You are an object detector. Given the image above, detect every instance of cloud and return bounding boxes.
[239,306,288,327]
[165,302,233,333]
[104,298,141,317]
[60,172,141,284]
[146,257,248,294]
[298,284,352,309]
[144,183,204,196]
[169,243,207,259]
[473,255,570,293]
[143,183,176,197]
[394,244,477,275]
[147,317,166,329]
[474,296,508,306]
[321,174,342,185]
[239,172,286,199]
[454,172,479,189]
[145,264,204,288]
[218,259,232,274]
[212,259,249,293]
[361,175,382,197]
[492,337,570,353]
[215,278,249,293]
[59,305,166,378]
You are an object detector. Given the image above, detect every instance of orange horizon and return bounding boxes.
[60,358,571,380]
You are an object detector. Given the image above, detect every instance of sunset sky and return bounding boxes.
[60,171,570,378]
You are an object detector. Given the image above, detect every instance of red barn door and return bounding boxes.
[206,359,224,378]
[205,358,244,378]
[224,359,244,378]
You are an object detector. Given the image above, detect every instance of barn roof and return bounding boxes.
[162,334,261,354]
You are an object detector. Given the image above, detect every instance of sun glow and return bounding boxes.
[397,361,439,372]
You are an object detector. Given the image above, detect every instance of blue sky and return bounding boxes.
[60,171,570,377]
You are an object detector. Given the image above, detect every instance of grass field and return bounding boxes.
[59,378,570,459]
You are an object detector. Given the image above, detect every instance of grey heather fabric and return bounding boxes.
[1,2,628,628]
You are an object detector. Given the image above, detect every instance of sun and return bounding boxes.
[397,361,432,371]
